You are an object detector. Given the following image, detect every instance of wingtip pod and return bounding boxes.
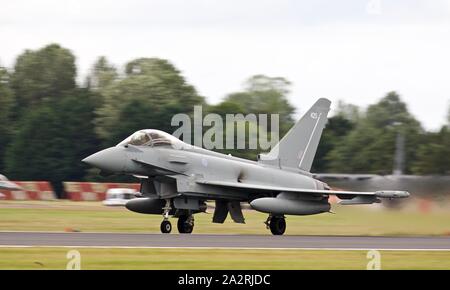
[375,191,410,198]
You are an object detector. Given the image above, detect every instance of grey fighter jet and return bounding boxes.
[0,174,22,191]
[82,98,409,235]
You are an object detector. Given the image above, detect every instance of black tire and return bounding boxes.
[177,215,194,234]
[160,220,172,234]
[269,216,286,235]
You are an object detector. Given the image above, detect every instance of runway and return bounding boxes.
[0,232,449,250]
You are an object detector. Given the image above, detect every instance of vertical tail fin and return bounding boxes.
[258,98,331,172]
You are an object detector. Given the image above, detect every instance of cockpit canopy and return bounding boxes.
[117,129,184,148]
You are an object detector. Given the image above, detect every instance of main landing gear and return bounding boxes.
[265,215,286,235]
[177,215,194,234]
[159,215,195,234]
[159,200,195,234]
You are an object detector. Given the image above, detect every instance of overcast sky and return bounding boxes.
[1,0,450,130]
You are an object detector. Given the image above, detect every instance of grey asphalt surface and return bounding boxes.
[0,232,449,250]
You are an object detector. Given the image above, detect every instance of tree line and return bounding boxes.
[0,44,448,196]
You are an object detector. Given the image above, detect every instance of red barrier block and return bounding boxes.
[64,182,140,201]
[0,181,56,200]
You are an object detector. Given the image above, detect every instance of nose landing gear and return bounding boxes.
[160,220,172,233]
[160,199,172,234]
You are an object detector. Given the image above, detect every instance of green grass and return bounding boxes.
[0,201,449,270]
[0,247,449,270]
[0,200,449,236]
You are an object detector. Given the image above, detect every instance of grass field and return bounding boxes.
[0,200,449,236]
[0,247,449,270]
[0,200,449,269]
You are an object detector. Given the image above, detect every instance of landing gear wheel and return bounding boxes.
[177,215,194,234]
[160,220,172,234]
[269,216,286,235]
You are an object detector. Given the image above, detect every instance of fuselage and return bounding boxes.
[143,145,319,189]
[84,141,325,202]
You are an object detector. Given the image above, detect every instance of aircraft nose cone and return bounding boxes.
[82,147,127,172]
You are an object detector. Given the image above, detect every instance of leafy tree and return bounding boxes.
[312,101,360,172]
[4,90,100,196]
[205,76,296,160]
[10,44,76,118]
[224,75,295,135]
[326,92,423,174]
[312,115,355,172]
[206,100,246,117]
[108,100,186,147]
[412,126,450,175]
[334,100,361,123]
[95,58,205,144]
[0,66,15,171]
[447,104,450,126]
[86,56,118,91]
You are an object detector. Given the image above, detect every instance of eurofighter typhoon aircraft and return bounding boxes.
[82,98,410,235]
